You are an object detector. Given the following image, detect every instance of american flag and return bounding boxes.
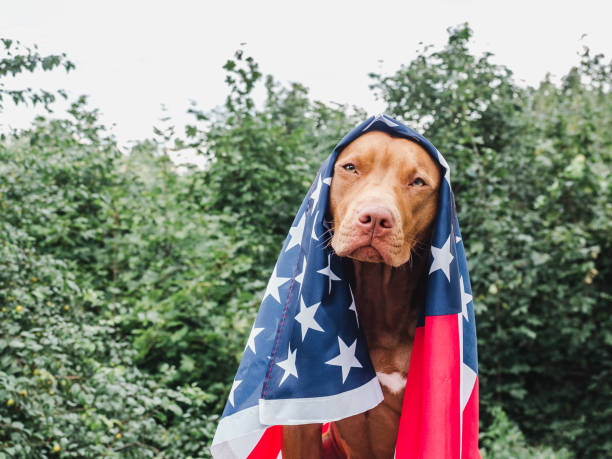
[211,114,480,458]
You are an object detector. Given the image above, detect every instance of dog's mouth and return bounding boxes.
[332,224,408,267]
[348,244,385,264]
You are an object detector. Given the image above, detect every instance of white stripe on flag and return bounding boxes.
[259,376,383,425]
[211,376,384,458]
[210,405,265,459]
[461,363,477,412]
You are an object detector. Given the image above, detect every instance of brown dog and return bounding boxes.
[282,131,441,458]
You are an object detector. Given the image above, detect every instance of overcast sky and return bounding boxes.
[1,0,611,150]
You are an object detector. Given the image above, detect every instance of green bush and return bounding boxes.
[480,406,572,458]
[0,106,220,457]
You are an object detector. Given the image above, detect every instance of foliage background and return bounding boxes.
[0,25,610,458]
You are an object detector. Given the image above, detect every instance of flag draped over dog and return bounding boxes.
[211,115,480,458]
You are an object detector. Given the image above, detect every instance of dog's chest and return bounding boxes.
[367,338,412,379]
[376,371,407,394]
[367,338,413,410]
[330,337,413,458]
[336,267,419,457]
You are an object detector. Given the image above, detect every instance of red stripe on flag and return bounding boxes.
[396,314,461,458]
[248,426,282,459]
[396,326,425,457]
[462,376,481,459]
[248,423,331,458]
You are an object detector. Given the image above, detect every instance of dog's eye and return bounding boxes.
[342,163,357,173]
[411,178,426,186]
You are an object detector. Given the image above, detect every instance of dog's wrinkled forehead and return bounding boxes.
[336,134,446,178]
[336,131,443,175]
[334,114,451,184]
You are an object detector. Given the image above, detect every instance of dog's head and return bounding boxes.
[329,131,441,267]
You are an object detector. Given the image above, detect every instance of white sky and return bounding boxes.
[1,0,611,152]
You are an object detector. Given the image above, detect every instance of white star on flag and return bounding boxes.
[309,175,331,211]
[285,212,306,252]
[348,286,359,328]
[294,256,307,289]
[245,326,264,354]
[317,253,341,294]
[326,337,363,383]
[264,264,290,303]
[228,379,242,407]
[295,296,324,341]
[362,113,399,132]
[460,276,472,321]
[276,343,298,386]
[429,235,454,282]
[311,211,320,241]
[456,235,462,244]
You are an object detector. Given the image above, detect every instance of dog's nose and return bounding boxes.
[356,205,394,235]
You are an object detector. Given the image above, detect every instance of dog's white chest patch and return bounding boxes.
[376,371,406,394]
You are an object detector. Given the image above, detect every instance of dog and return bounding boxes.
[282,130,441,458]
